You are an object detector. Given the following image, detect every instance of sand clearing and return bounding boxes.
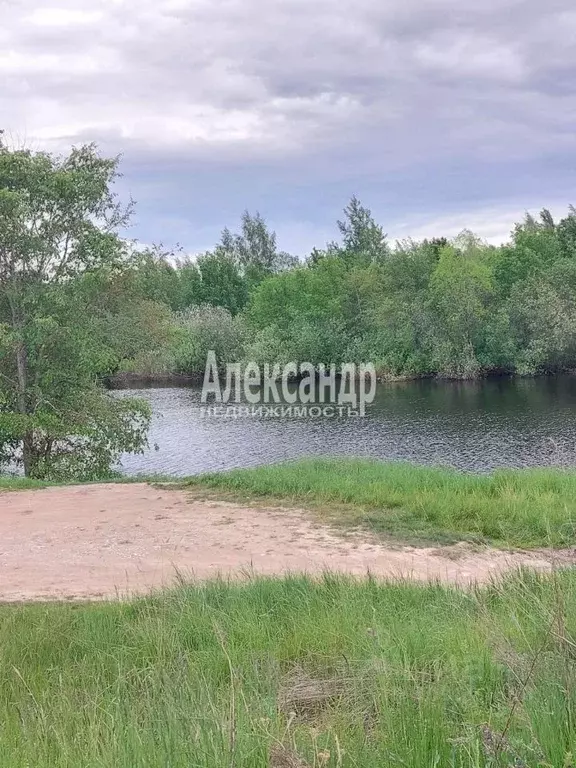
[0,483,573,600]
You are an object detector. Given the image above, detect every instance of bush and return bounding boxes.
[172,305,245,374]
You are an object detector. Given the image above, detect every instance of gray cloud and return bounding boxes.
[1,0,575,252]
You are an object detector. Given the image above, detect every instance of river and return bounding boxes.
[113,375,576,475]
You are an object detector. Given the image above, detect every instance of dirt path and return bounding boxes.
[0,483,572,601]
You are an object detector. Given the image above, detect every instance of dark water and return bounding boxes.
[114,376,576,476]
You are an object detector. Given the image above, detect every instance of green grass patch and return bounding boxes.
[0,476,69,490]
[187,457,576,548]
[1,570,576,766]
[0,474,178,491]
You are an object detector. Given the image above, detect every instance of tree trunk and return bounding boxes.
[15,338,34,476]
[10,296,32,476]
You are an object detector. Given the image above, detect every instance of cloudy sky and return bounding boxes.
[2,0,575,256]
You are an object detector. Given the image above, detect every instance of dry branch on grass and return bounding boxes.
[269,744,312,768]
[278,671,352,718]
[277,660,382,721]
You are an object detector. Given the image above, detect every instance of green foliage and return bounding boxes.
[195,251,249,314]
[238,202,576,379]
[76,267,177,376]
[248,258,347,331]
[507,259,576,374]
[491,211,562,298]
[213,210,297,288]
[126,247,250,316]
[84,192,576,382]
[172,305,245,374]
[427,242,494,377]
[245,257,388,367]
[362,239,440,375]
[334,194,389,266]
[128,247,183,309]
[177,258,203,309]
[0,393,150,482]
[0,140,154,478]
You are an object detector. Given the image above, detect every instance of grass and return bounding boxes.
[187,457,576,548]
[0,476,58,490]
[0,473,177,491]
[1,570,576,766]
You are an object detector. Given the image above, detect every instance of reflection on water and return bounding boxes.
[114,376,576,475]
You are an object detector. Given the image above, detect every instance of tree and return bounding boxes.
[247,257,347,333]
[364,239,440,375]
[80,267,177,377]
[177,258,203,309]
[215,211,297,286]
[172,305,245,374]
[557,206,576,259]
[507,258,576,374]
[245,257,364,367]
[196,251,248,315]
[334,196,389,267]
[130,246,183,310]
[427,243,494,377]
[0,140,150,478]
[491,210,562,297]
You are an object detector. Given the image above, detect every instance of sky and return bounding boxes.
[1,0,575,257]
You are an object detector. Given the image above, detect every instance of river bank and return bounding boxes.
[5,458,576,547]
[3,459,576,602]
[106,367,576,390]
[5,458,576,548]
[2,478,574,601]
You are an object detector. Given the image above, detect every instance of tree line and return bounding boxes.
[2,140,576,478]
[132,192,576,383]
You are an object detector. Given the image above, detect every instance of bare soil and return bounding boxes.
[0,483,573,601]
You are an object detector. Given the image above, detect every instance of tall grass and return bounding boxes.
[189,457,576,547]
[1,571,576,766]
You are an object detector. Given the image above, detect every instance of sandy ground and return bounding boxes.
[0,483,574,601]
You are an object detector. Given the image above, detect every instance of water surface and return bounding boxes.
[115,376,576,476]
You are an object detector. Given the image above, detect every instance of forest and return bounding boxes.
[125,193,576,383]
[2,140,576,478]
